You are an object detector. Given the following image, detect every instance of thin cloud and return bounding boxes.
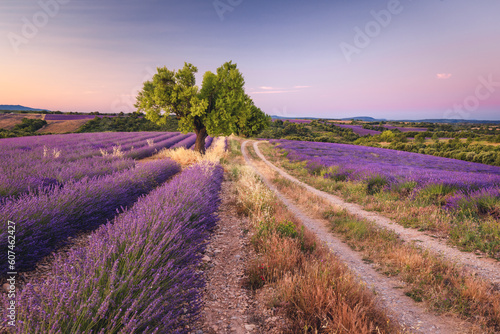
[436,73,452,79]
[251,90,298,95]
[251,85,308,95]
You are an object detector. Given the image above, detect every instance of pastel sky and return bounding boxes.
[1,0,500,120]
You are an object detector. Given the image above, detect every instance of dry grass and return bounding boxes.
[37,120,90,134]
[156,136,228,166]
[278,258,387,334]
[324,208,500,332]
[0,113,44,130]
[229,140,396,333]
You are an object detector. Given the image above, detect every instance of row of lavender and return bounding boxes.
[0,159,181,273]
[273,140,500,214]
[3,162,224,333]
[0,132,198,199]
[333,124,381,136]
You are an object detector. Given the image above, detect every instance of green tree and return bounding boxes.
[13,118,47,133]
[234,103,271,137]
[135,61,268,154]
[415,133,426,144]
[379,130,395,142]
[393,133,408,143]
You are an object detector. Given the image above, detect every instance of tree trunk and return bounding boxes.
[194,127,208,155]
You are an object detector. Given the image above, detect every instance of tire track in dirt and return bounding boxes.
[242,141,474,334]
[252,141,500,287]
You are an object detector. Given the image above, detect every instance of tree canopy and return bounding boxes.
[135,61,270,154]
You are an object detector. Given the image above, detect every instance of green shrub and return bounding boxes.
[275,220,298,239]
[393,181,417,197]
[418,183,457,205]
[366,175,388,195]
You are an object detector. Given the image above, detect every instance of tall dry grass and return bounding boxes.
[156,136,228,166]
[325,208,500,332]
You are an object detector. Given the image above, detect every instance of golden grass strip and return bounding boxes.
[156,136,228,166]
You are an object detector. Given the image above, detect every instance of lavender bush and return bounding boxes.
[0,159,181,273]
[205,136,214,149]
[445,187,500,217]
[4,162,223,333]
[188,136,214,150]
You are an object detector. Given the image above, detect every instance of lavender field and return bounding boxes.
[0,132,201,199]
[0,132,219,271]
[332,124,381,136]
[2,162,223,332]
[0,159,181,272]
[0,131,224,332]
[272,140,500,216]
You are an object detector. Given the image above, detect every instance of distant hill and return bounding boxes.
[402,119,500,124]
[271,115,387,122]
[271,115,319,120]
[0,105,49,112]
[340,116,387,122]
[270,115,500,124]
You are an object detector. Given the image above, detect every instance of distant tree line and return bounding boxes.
[77,112,179,133]
[386,138,500,166]
[354,129,500,166]
[257,119,360,143]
